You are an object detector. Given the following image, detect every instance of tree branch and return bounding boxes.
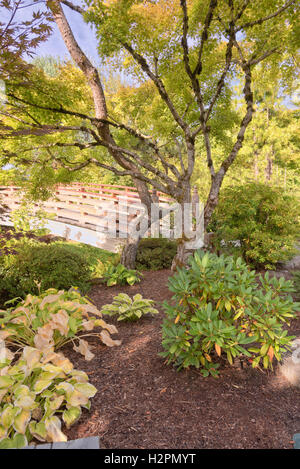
[236,0,296,31]
[193,0,218,76]
[122,41,188,131]
[60,0,85,15]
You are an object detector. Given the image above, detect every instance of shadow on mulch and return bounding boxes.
[61,269,300,449]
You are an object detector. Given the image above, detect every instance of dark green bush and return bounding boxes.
[292,271,300,300]
[136,238,177,271]
[0,240,92,302]
[161,250,298,377]
[210,182,300,269]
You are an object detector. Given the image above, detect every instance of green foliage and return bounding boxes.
[10,203,51,237]
[0,346,97,448]
[161,250,298,377]
[292,271,300,300]
[0,240,92,301]
[0,169,23,186]
[0,288,121,358]
[101,293,159,322]
[136,238,177,271]
[211,182,300,269]
[101,263,141,287]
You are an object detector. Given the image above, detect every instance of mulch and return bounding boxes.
[62,269,300,449]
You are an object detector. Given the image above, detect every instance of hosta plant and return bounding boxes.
[102,263,141,287]
[0,346,97,449]
[0,288,121,361]
[161,250,298,377]
[101,293,159,322]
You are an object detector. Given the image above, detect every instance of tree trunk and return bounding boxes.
[120,235,140,270]
[170,182,205,270]
[203,173,223,229]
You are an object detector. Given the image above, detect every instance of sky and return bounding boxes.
[34,3,100,65]
[3,1,100,65]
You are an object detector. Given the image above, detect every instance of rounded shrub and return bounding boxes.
[161,250,298,377]
[136,238,177,271]
[211,182,300,269]
[0,240,91,302]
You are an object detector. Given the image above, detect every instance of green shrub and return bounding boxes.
[10,203,52,237]
[0,346,97,448]
[292,271,300,300]
[101,293,159,321]
[0,240,92,301]
[211,182,300,269]
[101,263,141,286]
[161,250,298,377]
[136,238,177,271]
[0,288,121,359]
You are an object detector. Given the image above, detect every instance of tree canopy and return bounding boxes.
[0,0,299,263]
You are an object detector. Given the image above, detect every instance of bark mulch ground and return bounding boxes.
[63,269,300,449]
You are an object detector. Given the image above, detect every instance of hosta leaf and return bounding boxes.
[81,400,91,411]
[45,416,67,443]
[0,424,7,439]
[74,382,97,398]
[100,330,121,347]
[34,323,54,351]
[68,316,78,333]
[22,347,41,369]
[39,292,64,308]
[62,406,81,429]
[68,389,89,407]
[69,370,89,383]
[0,375,14,389]
[29,421,47,442]
[34,375,53,393]
[51,354,73,373]
[0,389,8,401]
[1,405,17,428]
[73,339,95,361]
[55,382,74,398]
[44,396,64,418]
[14,385,31,398]
[82,320,95,331]
[13,409,31,434]
[14,394,37,411]
[0,437,14,449]
[50,309,69,336]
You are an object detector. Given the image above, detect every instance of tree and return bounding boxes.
[0,0,299,267]
[0,0,52,80]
